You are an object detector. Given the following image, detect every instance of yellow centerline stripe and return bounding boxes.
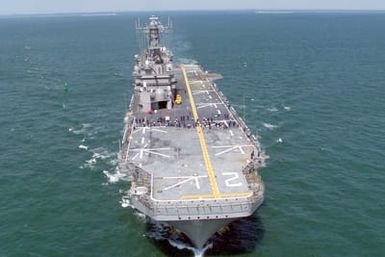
[180,64,220,198]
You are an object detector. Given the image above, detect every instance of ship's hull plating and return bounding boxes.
[169,218,235,249]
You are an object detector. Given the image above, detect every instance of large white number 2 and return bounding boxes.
[222,172,243,187]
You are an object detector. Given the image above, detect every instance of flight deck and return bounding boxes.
[122,65,262,202]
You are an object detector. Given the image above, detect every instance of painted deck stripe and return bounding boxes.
[181,64,220,198]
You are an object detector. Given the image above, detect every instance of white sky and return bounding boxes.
[1,0,385,15]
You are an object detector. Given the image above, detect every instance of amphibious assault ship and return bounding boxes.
[119,16,265,249]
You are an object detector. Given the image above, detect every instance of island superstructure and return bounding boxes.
[119,16,265,249]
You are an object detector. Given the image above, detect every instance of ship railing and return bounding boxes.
[128,95,135,111]
[119,117,136,163]
[212,79,259,149]
[132,196,265,221]
[131,158,264,218]
[242,160,265,195]
[150,198,260,218]
[132,184,264,218]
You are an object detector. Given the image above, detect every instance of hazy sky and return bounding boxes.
[1,0,385,15]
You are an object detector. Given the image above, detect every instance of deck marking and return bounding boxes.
[193,90,209,95]
[213,144,252,156]
[222,172,243,187]
[146,150,171,158]
[132,152,139,160]
[196,103,223,109]
[215,146,238,156]
[129,145,171,159]
[162,176,207,191]
[181,64,220,198]
[141,137,145,144]
[133,127,168,135]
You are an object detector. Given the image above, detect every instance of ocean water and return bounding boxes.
[1,11,385,257]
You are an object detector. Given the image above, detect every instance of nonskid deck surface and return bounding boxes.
[126,64,256,201]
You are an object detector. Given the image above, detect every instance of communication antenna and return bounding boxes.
[135,16,173,51]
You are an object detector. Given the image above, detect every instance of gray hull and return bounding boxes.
[169,218,234,249]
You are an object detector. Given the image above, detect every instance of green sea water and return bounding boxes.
[1,11,384,257]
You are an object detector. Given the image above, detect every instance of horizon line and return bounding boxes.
[2,9,385,17]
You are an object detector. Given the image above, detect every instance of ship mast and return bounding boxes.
[133,16,176,112]
[136,15,172,50]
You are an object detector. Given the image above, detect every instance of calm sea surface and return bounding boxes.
[1,11,384,257]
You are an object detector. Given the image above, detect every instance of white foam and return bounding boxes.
[70,123,96,136]
[103,169,128,183]
[267,107,278,112]
[120,196,133,208]
[145,221,213,256]
[90,147,115,160]
[168,239,213,257]
[83,157,97,169]
[83,147,117,169]
[83,149,110,169]
[263,123,279,130]
[103,165,131,183]
[103,170,118,183]
[78,144,88,150]
[284,106,291,111]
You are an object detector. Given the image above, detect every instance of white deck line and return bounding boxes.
[150,173,253,202]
